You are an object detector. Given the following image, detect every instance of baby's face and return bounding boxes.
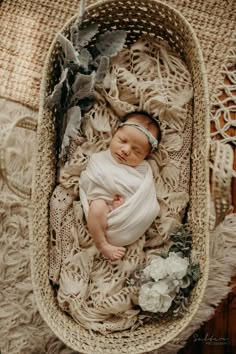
[110,125,150,167]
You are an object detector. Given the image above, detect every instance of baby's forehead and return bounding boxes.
[116,125,150,147]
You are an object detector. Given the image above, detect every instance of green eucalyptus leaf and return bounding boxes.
[96,30,127,57]
[168,245,179,253]
[168,224,193,257]
[191,265,201,282]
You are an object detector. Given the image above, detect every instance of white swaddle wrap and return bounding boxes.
[79,149,160,246]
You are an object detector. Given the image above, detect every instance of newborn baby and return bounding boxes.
[79,111,161,260]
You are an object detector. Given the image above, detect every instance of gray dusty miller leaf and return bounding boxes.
[96,30,127,57]
[95,56,110,83]
[57,33,80,65]
[71,71,96,105]
[79,48,93,71]
[71,23,99,50]
[60,106,82,158]
[45,68,69,109]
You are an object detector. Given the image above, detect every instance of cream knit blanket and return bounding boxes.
[49,36,193,333]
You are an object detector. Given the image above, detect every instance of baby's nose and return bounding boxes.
[122,144,130,155]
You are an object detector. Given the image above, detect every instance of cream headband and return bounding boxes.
[119,122,158,152]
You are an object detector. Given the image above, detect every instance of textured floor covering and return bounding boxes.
[0,0,236,353]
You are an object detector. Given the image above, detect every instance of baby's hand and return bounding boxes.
[112,195,124,210]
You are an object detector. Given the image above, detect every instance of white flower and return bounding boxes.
[138,252,191,314]
[138,280,174,313]
[165,252,189,280]
[143,256,168,281]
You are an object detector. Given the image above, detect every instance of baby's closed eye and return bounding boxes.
[119,137,127,143]
[133,148,141,155]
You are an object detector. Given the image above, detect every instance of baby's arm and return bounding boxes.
[87,199,126,260]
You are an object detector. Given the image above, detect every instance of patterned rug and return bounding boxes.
[0,0,236,353]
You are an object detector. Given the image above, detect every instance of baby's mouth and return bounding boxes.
[116,153,126,162]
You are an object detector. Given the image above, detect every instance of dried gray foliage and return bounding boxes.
[96,30,127,57]
[75,24,99,49]
[57,33,80,65]
[45,68,69,110]
[79,48,93,72]
[71,72,96,105]
[46,21,127,161]
[60,106,82,158]
[95,56,110,83]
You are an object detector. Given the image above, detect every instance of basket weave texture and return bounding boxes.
[31,0,210,352]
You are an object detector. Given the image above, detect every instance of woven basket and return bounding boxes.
[31,0,210,352]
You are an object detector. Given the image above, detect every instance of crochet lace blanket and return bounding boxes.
[49,37,193,334]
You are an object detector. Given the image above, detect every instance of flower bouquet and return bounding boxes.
[127,224,200,319]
